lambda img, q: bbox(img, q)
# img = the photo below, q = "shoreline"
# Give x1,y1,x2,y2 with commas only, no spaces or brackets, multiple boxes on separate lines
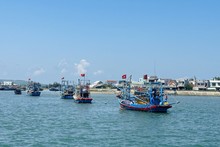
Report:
89,89,220,97
90,89,117,95
3,88,219,97
165,90,220,97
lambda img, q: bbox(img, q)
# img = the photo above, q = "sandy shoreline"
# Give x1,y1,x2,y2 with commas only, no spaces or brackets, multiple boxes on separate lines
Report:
90,89,118,94
165,90,220,96
89,89,220,97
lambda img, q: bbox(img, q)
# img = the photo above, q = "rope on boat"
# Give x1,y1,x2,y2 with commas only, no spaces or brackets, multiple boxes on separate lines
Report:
116,86,148,104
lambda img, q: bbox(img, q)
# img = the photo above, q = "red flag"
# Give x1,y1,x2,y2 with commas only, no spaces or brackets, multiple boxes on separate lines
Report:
122,74,126,79
143,74,148,80
81,74,85,77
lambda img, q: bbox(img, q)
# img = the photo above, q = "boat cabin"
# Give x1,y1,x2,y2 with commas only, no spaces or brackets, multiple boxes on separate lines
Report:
75,79,91,98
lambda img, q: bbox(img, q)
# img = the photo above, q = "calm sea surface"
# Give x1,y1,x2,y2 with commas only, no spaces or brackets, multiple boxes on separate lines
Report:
0,90,220,147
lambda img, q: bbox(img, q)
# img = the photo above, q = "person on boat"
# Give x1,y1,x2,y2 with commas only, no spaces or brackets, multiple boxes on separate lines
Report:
85,85,90,98
80,86,83,97
82,87,89,98
162,94,169,105
152,88,157,98
164,94,168,102
150,97,155,105
150,88,160,105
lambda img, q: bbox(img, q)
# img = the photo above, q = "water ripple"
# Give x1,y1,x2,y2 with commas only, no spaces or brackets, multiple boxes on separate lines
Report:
0,91,220,146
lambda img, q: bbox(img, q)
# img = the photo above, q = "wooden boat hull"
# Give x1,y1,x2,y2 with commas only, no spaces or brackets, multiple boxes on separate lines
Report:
150,105,172,113
74,97,93,103
119,100,172,113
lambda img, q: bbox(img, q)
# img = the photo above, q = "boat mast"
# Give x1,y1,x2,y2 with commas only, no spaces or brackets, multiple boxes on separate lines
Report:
128,75,132,99
160,83,163,102
83,75,86,86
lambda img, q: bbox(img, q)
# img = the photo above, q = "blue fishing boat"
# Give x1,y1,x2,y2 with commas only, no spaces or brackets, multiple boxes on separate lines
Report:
117,75,172,113
61,78,75,99
73,74,93,103
146,82,173,112
27,80,41,96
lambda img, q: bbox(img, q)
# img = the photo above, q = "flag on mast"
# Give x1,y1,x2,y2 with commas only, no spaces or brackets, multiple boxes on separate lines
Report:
81,74,85,77
143,74,148,80
122,74,126,79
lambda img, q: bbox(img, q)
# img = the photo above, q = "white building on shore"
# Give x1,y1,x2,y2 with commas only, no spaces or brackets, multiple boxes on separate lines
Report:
1,81,15,86
208,79,220,91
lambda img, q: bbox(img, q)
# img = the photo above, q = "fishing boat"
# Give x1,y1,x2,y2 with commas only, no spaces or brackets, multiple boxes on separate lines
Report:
27,80,41,96
73,74,93,103
14,88,22,95
117,75,172,113
146,82,172,112
61,78,75,99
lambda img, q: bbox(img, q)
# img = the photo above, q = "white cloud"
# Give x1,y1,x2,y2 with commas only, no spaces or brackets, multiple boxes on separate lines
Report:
58,59,68,68
75,59,90,75
58,59,68,74
61,68,67,74
94,70,103,75
33,68,45,76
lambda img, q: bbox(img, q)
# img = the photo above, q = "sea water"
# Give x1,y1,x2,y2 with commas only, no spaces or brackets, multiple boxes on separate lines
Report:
0,91,220,147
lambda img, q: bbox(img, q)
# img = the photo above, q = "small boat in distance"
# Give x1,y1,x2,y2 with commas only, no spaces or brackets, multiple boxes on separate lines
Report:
61,78,75,99
14,88,22,95
27,80,41,96
73,74,93,103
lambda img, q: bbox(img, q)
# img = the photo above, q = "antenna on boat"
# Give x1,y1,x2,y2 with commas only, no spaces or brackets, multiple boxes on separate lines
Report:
128,75,132,98
154,61,157,76
80,73,86,85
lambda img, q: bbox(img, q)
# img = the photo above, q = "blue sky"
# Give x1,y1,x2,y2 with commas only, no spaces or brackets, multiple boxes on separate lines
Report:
0,0,219,84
